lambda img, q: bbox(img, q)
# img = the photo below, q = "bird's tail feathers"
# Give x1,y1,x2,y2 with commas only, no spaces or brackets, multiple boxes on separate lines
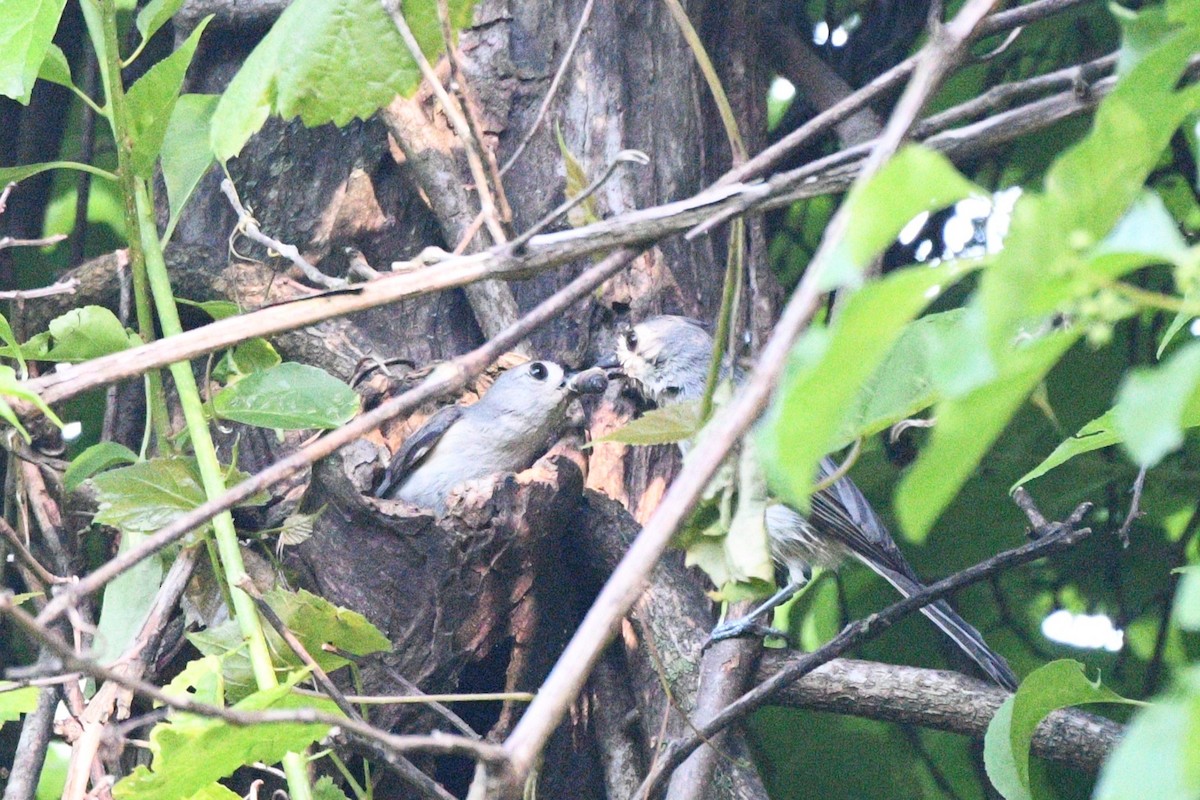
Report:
861,560,1019,691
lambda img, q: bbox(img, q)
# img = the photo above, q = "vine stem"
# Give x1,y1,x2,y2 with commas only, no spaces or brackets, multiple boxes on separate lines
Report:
89,2,312,797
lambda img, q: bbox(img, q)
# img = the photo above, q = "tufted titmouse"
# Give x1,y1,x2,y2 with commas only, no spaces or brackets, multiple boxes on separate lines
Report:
374,360,608,512
598,315,1017,690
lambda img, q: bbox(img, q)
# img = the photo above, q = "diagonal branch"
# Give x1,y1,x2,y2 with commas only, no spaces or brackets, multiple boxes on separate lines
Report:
496,3,1003,793
635,511,1093,799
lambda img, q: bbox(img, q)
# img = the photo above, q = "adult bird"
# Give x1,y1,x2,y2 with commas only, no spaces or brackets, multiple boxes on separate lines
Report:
375,360,608,512
598,315,1017,690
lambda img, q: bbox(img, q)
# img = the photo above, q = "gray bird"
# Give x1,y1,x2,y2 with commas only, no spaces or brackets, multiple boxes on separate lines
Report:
374,360,608,512
598,315,1018,690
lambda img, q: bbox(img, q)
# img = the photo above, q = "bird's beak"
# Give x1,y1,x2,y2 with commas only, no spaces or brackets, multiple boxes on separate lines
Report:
593,352,624,378
565,367,609,396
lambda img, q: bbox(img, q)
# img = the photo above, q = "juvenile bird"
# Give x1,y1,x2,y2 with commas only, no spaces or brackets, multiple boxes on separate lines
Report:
598,315,1018,690
374,360,608,512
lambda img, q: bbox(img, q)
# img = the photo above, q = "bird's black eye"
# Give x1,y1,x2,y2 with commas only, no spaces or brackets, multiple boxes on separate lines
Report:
529,362,548,380
623,330,638,351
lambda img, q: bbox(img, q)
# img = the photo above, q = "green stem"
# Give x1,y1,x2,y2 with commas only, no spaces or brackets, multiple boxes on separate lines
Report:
93,0,171,452
700,220,743,421
90,2,311,797
133,182,314,800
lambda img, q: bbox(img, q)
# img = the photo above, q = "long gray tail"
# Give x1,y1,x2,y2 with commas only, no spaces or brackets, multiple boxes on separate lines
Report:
861,560,1019,691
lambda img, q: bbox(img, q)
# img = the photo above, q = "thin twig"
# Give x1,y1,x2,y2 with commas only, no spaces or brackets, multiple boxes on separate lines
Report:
2,593,509,768
498,2,1003,790
0,516,63,587
237,579,456,800
220,179,346,289
34,247,644,626
0,234,68,251
382,0,507,246
0,181,16,213
507,149,650,250
1115,466,1147,548
499,0,596,175
636,512,1094,799
435,0,513,223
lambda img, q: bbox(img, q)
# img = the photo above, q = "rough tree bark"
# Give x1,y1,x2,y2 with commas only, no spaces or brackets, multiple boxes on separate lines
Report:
148,0,773,797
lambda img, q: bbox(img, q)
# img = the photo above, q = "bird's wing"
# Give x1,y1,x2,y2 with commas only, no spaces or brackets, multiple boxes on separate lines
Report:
373,404,465,498
810,456,920,582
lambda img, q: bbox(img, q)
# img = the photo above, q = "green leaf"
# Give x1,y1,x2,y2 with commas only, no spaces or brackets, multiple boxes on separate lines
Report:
135,0,185,45
0,365,64,441
0,160,116,185
555,123,599,227
92,457,265,534
0,312,29,378
830,310,966,448
0,683,40,725
1113,340,1200,467
0,0,68,104
94,533,164,664
313,776,352,800
984,660,1135,800
160,94,219,244
896,331,1081,539
176,298,240,321
760,258,976,514
211,363,359,430
211,338,280,383
189,589,389,700
1088,191,1189,278
1092,670,1200,800
1013,409,1122,488
590,401,700,446
163,656,225,707
823,145,979,290
112,680,338,800
126,18,211,178
64,442,139,493
210,0,476,161
16,306,135,362
1174,566,1200,631
36,43,72,90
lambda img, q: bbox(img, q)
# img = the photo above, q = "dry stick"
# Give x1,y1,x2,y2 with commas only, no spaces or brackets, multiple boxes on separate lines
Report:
497,0,1002,790
1,592,507,766
220,180,345,289
0,279,79,301
0,234,68,251
383,0,506,247
19,62,1123,414
1,678,58,800
636,504,1094,799
0,516,63,587
237,580,456,800
499,0,596,176
34,246,643,627
435,0,513,223
719,0,1096,186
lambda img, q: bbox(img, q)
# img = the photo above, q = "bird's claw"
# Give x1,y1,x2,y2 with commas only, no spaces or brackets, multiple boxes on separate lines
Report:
703,619,792,651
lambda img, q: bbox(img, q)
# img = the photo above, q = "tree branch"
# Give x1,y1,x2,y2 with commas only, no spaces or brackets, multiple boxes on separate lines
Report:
755,656,1121,773
497,3,1002,793
636,511,1094,799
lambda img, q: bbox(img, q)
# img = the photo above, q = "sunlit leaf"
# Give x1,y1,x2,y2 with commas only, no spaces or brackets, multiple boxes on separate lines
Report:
984,660,1135,800
210,0,475,161
94,532,164,664
161,94,219,244
0,0,68,104
1113,340,1200,467
0,683,40,725
126,18,211,177
590,401,700,447
135,0,185,46
112,680,338,800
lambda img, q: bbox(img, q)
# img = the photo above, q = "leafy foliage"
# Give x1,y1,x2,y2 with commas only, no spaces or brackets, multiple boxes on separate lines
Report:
210,362,360,430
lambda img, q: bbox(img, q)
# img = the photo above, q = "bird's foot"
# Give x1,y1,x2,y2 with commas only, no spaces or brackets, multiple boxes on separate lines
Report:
703,618,792,651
